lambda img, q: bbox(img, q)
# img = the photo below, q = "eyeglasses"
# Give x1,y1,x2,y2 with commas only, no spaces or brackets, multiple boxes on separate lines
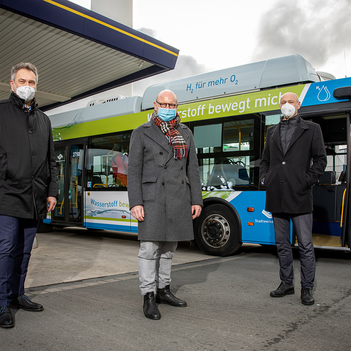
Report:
156,101,177,109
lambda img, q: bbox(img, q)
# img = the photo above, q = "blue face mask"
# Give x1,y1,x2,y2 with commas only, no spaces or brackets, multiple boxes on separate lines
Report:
158,107,177,121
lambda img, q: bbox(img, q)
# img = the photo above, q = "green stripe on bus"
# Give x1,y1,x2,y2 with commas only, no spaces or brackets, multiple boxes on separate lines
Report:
52,85,306,141
85,216,130,222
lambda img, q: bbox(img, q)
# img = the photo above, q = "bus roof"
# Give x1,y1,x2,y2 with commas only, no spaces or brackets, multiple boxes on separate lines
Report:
142,54,320,109
0,0,179,111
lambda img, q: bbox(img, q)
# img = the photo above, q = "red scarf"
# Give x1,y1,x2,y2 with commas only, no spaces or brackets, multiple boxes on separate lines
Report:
152,112,188,159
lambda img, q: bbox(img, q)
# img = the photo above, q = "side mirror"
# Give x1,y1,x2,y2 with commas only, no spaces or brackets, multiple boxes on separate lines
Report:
333,86,351,100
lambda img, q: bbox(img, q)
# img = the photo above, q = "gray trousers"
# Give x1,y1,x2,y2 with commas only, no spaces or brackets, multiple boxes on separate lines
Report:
272,212,315,289
138,241,178,296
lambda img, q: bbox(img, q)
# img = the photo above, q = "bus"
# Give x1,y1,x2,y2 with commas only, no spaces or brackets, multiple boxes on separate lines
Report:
44,54,351,256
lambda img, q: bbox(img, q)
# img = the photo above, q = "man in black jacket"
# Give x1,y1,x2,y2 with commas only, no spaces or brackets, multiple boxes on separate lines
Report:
0,63,58,328
259,92,326,306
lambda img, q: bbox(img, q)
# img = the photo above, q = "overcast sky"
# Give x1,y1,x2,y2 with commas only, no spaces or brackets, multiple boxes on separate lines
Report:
56,0,351,112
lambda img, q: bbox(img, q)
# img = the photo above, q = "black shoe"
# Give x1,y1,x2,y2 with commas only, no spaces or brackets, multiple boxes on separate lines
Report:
156,285,187,307
301,288,315,305
0,306,14,328
270,282,295,297
10,295,44,312
143,292,161,320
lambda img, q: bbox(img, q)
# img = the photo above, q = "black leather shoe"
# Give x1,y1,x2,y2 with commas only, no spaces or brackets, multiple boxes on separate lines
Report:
270,282,295,297
143,292,161,320
156,285,187,307
0,306,14,328
10,295,44,312
301,288,315,305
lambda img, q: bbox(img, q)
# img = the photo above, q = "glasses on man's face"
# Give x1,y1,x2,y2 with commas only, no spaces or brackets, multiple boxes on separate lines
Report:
156,101,177,109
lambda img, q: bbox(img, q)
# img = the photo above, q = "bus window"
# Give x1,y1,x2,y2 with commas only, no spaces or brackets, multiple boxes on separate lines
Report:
194,119,255,153
87,134,130,190
194,118,259,189
265,114,281,126
223,119,254,152
325,144,347,183
194,123,222,153
199,156,251,190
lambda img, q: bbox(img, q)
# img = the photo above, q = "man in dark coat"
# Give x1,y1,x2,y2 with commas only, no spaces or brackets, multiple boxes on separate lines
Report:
128,89,203,320
259,92,326,306
0,63,58,328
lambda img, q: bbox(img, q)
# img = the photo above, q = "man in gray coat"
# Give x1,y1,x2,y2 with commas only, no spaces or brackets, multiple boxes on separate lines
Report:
259,92,326,306
128,89,203,320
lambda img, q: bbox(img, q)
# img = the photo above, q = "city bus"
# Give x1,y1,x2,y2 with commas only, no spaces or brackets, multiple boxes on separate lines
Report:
43,54,351,256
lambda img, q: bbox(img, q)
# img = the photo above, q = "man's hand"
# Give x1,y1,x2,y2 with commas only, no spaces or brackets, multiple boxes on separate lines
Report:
131,205,145,222
191,205,202,219
47,196,57,213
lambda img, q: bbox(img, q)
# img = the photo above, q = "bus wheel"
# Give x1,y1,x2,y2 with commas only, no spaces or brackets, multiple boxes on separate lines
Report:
194,204,241,256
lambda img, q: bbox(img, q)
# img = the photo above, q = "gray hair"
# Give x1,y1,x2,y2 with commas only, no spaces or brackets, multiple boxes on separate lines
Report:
11,62,38,84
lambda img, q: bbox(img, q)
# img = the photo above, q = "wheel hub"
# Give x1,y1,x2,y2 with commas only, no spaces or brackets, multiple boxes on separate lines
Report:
201,214,230,248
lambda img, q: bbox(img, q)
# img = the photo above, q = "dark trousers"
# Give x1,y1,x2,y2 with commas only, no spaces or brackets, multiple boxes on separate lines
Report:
272,212,315,289
0,215,38,306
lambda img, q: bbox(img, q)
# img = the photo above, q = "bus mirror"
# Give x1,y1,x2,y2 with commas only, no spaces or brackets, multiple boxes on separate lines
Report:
333,87,351,100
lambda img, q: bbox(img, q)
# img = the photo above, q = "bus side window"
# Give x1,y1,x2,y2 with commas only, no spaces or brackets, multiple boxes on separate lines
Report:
87,133,131,190
199,157,251,190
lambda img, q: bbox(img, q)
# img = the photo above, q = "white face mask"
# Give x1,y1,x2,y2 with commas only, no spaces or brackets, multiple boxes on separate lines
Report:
281,103,296,118
13,83,36,102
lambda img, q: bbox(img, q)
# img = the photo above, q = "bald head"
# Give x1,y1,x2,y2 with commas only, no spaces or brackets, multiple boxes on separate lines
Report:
156,89,177,103
154,89,178,114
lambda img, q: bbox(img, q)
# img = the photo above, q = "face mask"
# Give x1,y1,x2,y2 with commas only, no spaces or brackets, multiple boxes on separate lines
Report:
13,83,36,102
158,107,177,122
281,103,296,118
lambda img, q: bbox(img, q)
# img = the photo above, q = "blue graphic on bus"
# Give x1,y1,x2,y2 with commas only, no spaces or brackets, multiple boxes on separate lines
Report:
302,77,351,107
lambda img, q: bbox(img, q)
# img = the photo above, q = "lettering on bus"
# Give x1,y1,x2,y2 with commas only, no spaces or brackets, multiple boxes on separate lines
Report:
90,198,129,209
146,90,293,122
186,74,238,93
254,93,282,108
208,99,251,114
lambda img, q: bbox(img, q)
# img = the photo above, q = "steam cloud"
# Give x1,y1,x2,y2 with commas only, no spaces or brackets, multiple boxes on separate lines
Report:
133,27,208,96
252,0,351,73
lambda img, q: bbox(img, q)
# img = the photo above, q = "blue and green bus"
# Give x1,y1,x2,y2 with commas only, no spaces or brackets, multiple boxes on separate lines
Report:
44,54,351,256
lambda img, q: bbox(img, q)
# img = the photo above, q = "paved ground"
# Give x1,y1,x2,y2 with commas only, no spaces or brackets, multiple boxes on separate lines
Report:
1,229,350,351
25,228,213,288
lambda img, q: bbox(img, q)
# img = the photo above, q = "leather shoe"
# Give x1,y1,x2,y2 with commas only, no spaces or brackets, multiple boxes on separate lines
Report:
301,288,315,305
10,295,44,312
0,306,14,328
270,282,295,297
143,292,161,320
156,285,187,307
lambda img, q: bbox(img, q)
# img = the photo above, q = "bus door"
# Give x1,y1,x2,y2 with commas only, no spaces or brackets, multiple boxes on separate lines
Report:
311,112,350,250
341,113,351,248
52,140,86,227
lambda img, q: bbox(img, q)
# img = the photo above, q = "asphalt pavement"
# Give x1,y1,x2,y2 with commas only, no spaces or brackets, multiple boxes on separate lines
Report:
1,229,350,351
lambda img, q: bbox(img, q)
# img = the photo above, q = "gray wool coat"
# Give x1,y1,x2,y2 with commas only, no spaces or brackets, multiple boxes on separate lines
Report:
128,119,203,242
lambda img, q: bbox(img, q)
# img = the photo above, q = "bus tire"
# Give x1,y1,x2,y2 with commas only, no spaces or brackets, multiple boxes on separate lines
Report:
36,220,54,233
194,204,241,256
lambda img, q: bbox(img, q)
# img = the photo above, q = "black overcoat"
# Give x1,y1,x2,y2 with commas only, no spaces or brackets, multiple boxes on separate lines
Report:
259,117,327,214
0,93,58,219
128,119,203,242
